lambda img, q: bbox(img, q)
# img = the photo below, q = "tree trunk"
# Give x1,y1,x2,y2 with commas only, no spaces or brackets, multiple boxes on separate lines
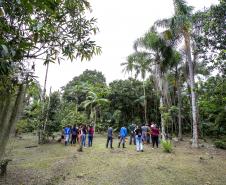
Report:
184,32,198,148
160,95,166,141
177,78,182,140
0,84,26,160
39,62,49,144
43,87,51,133
42,62,49,101
143,80,148,124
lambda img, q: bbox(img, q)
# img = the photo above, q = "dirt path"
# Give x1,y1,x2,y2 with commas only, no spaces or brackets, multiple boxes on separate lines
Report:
1,135,226,185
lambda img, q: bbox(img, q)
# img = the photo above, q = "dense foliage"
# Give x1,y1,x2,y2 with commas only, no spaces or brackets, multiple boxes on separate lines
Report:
0,0,225,154
0,0,100,158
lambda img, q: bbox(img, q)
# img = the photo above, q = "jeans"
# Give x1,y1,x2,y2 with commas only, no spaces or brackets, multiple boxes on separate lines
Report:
65,134,70,145
82,134,86,147
129,133,136,145
136,135,143,151
142,132,147,143
88,135,93,147
118,136,126,147
106,136,113,148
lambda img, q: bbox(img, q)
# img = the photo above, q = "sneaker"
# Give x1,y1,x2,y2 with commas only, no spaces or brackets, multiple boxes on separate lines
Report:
152,147,154,149
141,150,144,152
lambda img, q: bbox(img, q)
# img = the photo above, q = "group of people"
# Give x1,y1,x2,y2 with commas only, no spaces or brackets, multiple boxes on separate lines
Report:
62,125,94,147
61,122,160,152
106,122,160,152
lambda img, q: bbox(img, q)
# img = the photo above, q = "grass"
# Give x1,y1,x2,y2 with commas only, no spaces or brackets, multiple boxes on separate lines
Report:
1,134,226,185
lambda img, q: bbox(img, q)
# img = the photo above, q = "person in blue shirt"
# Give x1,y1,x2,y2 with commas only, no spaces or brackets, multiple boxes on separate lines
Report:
118,126,127,148
64,125,71,146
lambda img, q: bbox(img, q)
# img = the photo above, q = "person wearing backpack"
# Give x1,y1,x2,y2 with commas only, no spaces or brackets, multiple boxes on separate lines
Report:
118,126,127,148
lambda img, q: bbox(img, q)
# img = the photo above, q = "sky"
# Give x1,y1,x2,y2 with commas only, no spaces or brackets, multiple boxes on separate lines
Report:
34,0,219,92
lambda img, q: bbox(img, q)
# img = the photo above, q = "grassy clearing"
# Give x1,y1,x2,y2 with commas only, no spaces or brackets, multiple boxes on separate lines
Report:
1,134,226,185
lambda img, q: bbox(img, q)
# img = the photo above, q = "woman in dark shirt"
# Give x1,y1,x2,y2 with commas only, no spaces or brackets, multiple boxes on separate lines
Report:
135,126,143,152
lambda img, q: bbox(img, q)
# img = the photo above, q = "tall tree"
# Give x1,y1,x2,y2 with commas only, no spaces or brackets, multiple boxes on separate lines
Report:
155,0,199,147
132,29,176,140
0,0,101,158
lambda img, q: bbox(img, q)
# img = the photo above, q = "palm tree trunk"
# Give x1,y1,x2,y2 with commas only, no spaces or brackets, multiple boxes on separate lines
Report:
177,78,182,140
160,95,166,141
143,80,148,124
184,32,198,148
156,64,166,141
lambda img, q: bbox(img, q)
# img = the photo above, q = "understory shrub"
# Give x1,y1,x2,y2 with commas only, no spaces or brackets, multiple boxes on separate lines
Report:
161,140,173,153
214,140,226,150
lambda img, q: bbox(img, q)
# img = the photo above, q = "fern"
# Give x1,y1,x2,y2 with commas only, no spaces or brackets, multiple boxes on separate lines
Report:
161,140,173,153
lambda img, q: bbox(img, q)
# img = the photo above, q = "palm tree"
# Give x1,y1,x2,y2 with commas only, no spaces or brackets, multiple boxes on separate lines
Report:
132,29,176,140
81,91,109,132
122,52,151,124
155,0,198,147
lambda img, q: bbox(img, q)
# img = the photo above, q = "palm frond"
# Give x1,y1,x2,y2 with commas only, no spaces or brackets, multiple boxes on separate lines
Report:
173,0,194,16
154,18,172,29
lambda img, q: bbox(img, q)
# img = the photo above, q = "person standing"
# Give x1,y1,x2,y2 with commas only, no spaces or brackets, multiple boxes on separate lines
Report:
129,123,136,145
77,126,82,145
81,125,87,147
135,125,143,152
88,125,94,147
71,125,77,145
118,126,127,148
151,124,160,149
106,126,113,149
64,125,71,146
146,124,151,144
141,124,148,144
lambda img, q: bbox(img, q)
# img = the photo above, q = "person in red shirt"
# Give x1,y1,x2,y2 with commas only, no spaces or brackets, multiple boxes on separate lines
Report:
151,124,160,149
